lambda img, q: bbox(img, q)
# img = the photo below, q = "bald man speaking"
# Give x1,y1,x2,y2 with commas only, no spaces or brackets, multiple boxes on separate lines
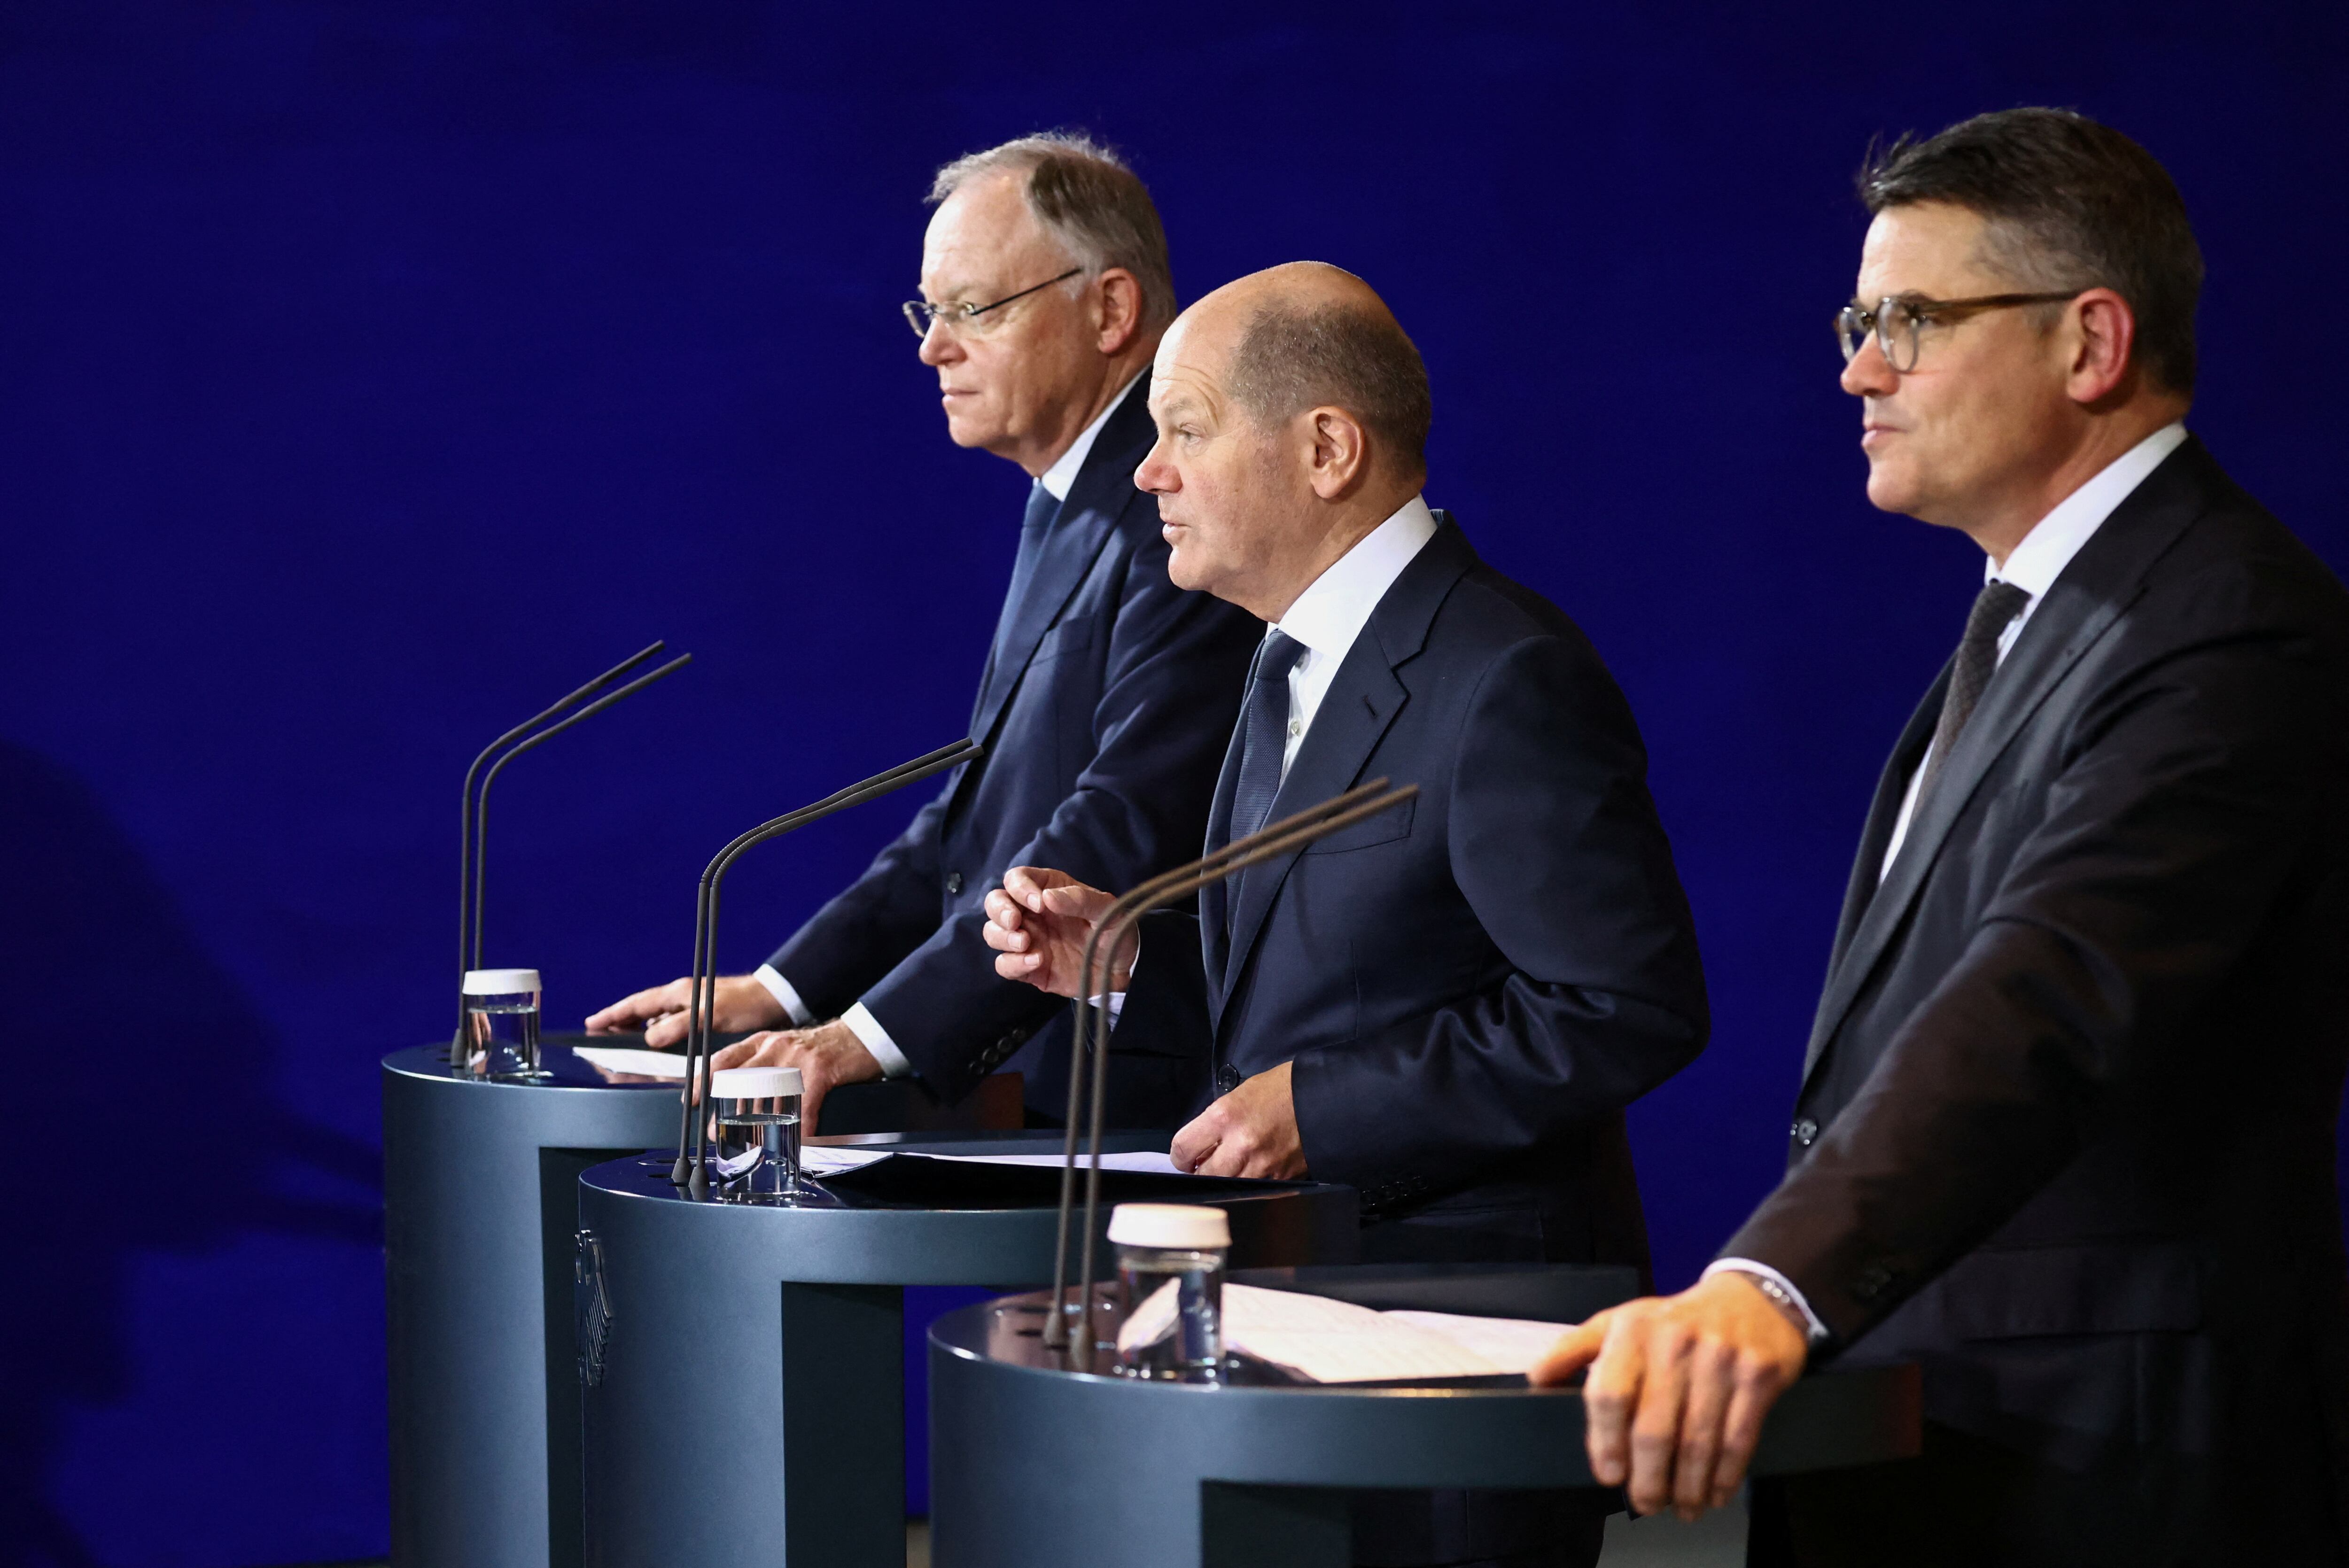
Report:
985,264,1709,1568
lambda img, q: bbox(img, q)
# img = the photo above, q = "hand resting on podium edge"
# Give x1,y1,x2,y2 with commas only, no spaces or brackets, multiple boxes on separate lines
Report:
1527,1270,1808,1522
984,863,1305,1181
701,1019,883,1129
584,973,785,1049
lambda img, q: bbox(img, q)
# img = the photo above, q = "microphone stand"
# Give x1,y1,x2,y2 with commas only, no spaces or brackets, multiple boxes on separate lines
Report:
452,642,693,1064
669,738,985,1195
1039,779,1419,1363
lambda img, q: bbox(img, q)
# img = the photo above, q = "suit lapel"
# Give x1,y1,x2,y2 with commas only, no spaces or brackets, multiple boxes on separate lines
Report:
967,374,1153,744
1212,519,1472,1035
1799,440,2218,1086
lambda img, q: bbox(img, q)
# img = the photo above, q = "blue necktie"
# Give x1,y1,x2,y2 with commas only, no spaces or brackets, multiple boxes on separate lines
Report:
1223,630,1308,848
977,481,1060,707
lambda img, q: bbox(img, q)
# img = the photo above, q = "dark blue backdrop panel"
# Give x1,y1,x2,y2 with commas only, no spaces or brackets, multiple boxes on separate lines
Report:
1,3,2342,1562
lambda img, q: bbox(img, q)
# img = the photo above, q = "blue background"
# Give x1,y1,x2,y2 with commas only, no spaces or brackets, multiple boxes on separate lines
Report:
3,3,2343,1562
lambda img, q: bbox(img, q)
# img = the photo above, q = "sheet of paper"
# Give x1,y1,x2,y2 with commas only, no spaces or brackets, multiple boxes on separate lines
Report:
570,1045,687,1079
918,1150,1184,1174
1379,1311,1572,1375
1221,1283,1507,1383
800,1147,897,1176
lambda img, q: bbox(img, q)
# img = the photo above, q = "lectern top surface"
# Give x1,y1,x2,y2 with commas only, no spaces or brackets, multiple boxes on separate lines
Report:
381,1035,724,1091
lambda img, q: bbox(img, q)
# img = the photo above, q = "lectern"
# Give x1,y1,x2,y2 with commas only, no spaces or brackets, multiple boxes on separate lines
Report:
382,1039,1019,1568
576,1150,1361,1568
928,1263,1923,1568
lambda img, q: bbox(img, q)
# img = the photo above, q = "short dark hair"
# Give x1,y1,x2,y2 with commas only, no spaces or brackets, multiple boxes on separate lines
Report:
929,132,1177,332
1859,108,2203,394
1227,299,1433,472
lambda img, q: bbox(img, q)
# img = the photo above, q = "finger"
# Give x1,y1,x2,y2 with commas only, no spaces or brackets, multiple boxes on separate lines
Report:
708,1037,761,1073
1671,1337,1735,1520
1001,865,1047,910
995,952,1044,981
643,1010,688,1049
980,918,1020,954
1039,881,1104,917
1167,1113,1217,1173
801,1077,828,1134
1625,1320,1692,1517
1529,1315,1610,1387
1580,1313,1649,1490
983,888,1023,931
585,981,671,1031
1711,1353,1792,1510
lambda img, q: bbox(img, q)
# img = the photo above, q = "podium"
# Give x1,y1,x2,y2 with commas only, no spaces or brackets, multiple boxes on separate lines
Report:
928,1264,1923,1568
382,1040,1019,1568
576,1150,1361,1568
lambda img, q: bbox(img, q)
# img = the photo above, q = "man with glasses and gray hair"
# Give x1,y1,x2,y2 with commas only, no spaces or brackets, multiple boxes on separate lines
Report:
590,133,1257,1128
1534,108,2349,1565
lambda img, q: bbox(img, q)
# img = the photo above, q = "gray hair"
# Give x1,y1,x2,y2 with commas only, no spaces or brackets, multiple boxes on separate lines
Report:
928,132,1176,331
1227,295,1433,474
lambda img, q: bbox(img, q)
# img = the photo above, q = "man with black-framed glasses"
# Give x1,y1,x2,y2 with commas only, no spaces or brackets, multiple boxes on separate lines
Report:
590,133,1257,1130
1535,108,2349,1564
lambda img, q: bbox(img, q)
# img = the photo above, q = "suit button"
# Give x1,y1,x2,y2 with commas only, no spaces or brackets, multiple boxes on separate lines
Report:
1851,1264,1895,1301
1216,1066,1241,1094
1791,1118,1819,1147
946,871,964,896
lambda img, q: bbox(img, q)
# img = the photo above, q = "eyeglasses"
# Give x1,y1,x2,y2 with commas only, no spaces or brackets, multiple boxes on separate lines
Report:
902,267,1085,339
1835,291,2082,373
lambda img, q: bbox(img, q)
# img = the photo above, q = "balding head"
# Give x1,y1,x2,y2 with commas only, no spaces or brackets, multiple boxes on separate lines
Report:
1138,264,1434,621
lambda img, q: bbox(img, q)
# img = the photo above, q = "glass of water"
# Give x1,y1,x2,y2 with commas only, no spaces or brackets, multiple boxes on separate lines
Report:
711,1066,802,1202
1110,1203,1229,1382
461,968,544,1080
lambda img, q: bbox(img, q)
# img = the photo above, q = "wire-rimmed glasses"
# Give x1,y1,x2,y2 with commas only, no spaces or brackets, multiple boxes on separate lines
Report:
903,266,1085,339
1836,291,2083,372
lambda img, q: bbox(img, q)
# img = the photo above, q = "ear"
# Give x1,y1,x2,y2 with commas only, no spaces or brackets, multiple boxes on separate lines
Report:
1301,405,1370,500
2065,287,2137,406
1091,268,1145,357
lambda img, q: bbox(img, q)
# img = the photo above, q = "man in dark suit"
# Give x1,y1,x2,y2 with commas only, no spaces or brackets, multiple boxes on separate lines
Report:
1535,109,2349,1566
986,261,1711,1568
589,134,1257,1126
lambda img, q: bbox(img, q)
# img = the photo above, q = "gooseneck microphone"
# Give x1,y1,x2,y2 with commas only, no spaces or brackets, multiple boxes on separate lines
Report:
451,642,694,1064
1039,778,1419,1363
668,738,985,1194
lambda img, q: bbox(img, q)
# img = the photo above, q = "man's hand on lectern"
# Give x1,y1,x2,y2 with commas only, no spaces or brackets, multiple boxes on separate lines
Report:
1527,1272,1808,1521
982,866,1136,998
707,1020,882,1130
585,974,786,1049
1170,1063,1305,1179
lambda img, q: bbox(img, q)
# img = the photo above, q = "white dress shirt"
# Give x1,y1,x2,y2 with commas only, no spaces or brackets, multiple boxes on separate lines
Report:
751,374,1147,1077
1708,421,2189,1339
1268,495,1441,779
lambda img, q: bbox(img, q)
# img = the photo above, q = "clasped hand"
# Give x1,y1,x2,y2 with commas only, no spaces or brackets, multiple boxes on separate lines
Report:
983,866,1306,1180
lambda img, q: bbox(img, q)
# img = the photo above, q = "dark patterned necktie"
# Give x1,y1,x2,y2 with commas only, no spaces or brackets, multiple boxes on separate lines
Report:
1223,630,1309,849
1915,579,2032,806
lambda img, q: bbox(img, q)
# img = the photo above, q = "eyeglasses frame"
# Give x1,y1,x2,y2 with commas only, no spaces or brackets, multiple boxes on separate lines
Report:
903,266,1087,339
1836,290,2084,372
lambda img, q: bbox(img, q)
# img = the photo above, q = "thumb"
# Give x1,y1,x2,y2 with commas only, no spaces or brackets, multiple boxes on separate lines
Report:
1528,1313,1613,1386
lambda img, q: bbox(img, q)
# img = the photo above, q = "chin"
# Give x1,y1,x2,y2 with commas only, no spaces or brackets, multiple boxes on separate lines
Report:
1863,462,1923,517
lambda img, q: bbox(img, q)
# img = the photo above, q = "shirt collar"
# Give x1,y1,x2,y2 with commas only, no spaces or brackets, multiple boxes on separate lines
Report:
1991,422,2188,598
1038,373,1145,502
1275,495,1441,659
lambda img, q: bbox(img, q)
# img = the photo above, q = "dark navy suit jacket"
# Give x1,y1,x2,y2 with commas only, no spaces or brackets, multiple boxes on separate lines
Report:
1118,517,1709,1266
766,376,1259,1118
1728,441,2349,1563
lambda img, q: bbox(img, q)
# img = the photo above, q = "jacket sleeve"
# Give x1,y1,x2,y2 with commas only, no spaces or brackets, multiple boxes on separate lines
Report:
763,789,954,1019
1289,632,1711,1197
856,528,1256,1101
1721,576,2340,1344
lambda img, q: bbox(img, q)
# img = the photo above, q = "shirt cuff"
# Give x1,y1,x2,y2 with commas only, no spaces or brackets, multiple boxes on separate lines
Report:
840,1001,912,1079
1704,1258,1829,1343
1090,993,1127,1028
751,964,815,1027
